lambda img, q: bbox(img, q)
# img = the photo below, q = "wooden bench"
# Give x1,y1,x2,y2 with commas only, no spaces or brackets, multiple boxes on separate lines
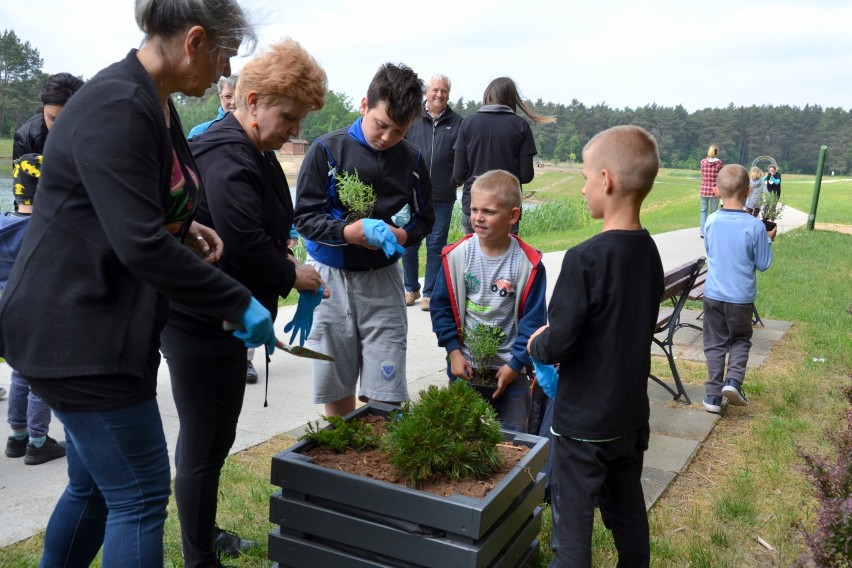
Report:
650,257,707,404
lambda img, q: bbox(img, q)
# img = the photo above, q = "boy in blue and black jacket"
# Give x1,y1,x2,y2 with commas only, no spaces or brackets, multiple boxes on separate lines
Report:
294,63,434,418
430,170,547,433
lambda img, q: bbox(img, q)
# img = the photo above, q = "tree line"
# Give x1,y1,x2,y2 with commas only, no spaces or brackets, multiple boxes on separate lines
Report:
3,28,850,173
173,90,852,175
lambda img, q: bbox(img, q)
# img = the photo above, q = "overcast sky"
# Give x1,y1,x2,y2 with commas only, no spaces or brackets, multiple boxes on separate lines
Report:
3,0,851,112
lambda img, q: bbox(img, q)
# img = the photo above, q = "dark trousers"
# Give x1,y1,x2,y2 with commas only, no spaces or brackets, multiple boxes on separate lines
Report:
160,323,247,568
550,425,650,568
702,298,754,396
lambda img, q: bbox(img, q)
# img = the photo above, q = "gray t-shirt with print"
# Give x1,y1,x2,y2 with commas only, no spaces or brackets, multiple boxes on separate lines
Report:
461,235,521,370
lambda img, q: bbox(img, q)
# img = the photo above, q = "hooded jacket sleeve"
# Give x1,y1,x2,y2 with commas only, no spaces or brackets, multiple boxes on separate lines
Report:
529,249,589,365
195,143,297,308
510,262,547,372
430,264,462,354
293,139,347,245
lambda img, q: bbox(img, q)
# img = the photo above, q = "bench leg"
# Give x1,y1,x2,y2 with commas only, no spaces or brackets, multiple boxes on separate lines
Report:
651,338,692,405
752,305,764,327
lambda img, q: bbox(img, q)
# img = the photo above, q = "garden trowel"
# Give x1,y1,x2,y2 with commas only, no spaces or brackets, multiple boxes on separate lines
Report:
222,322,334,361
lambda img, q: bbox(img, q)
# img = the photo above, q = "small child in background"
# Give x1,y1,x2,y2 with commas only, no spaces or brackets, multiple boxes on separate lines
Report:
430,170,547,433
2,154,66,465
745,166,765,217
701,164,776,414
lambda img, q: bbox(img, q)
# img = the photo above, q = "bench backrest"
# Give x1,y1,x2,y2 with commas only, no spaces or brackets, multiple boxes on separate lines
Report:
661,257,706,303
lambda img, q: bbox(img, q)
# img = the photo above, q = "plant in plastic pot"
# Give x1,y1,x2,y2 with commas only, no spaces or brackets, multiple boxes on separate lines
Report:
759,191,785,232
464,322,507,397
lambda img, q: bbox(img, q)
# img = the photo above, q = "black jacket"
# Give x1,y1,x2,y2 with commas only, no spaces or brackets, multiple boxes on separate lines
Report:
529,230,664,440
453,105,537,215
13,113,48,159
180,112,297,322
404,105,463,202
0,50,249,379
295,118,434,271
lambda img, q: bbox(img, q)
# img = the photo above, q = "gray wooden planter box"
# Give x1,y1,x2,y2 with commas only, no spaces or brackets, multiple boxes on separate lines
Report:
269,402,550,568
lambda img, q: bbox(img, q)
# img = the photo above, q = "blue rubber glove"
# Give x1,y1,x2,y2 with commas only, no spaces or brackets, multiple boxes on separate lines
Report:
283,285,324,346
533,358,558,398
390,204,410,227
232,297,277,353
289,225,299,239
362,218,404,258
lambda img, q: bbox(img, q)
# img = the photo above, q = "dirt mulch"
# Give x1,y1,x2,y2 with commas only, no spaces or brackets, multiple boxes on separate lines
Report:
304,414,530,499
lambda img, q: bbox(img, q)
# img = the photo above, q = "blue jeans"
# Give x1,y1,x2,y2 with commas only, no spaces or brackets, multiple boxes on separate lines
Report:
699,196,719,236
42,398,171,567
402,200,454,297
7,369,52,438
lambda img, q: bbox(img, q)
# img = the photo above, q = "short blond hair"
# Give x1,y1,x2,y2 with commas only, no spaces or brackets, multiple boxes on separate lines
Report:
750,166,763,180
236,38,327,111
716,164,750,199
583,125,659,199
707,144,719,158
471,170,522,210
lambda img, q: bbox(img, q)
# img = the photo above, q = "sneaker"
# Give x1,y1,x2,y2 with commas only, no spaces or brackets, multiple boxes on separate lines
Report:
213,526,259,558
405,290,421,306
24,437,66,465
702,395,723,414
246,361,258,384
5,435,29,458
420,297,430,312
722,379,749,406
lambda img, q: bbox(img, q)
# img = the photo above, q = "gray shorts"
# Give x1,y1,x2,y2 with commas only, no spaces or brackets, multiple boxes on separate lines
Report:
307,261,409,405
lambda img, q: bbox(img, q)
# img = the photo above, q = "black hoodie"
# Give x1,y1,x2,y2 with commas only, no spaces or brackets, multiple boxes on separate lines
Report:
177,112,297,325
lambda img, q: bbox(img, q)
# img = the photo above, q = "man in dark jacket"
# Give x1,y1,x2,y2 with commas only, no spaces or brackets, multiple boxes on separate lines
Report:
401,74,463,311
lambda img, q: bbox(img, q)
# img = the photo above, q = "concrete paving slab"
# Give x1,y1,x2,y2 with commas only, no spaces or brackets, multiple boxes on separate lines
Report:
645,434,702,474
651,309,793,370
642,467,677,510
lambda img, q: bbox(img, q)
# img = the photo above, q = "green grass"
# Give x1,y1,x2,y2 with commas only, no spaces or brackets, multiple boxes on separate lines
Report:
0,138,12,160
1,166,850,567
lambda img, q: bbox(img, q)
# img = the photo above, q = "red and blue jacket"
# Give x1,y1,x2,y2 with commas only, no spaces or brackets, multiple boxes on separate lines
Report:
430,233,547,374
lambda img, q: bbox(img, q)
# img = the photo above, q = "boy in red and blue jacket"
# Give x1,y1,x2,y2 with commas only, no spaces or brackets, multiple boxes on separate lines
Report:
430,169,547,432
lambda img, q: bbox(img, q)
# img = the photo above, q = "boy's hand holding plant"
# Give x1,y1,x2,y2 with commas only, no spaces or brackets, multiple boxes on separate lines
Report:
449,349,473,380
493,364,518,399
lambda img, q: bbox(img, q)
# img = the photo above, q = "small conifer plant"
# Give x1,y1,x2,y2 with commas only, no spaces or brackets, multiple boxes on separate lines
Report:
333,166,377,221
382,380,504,488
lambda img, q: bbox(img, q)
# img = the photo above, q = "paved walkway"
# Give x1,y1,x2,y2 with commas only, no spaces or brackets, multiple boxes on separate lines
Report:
0,207,808,547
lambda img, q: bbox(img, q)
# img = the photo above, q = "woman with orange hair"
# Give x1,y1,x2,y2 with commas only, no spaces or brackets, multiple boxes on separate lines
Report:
159,38,329,566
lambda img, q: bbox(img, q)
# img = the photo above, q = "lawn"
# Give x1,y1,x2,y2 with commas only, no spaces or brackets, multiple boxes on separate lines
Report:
0,162,850,567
